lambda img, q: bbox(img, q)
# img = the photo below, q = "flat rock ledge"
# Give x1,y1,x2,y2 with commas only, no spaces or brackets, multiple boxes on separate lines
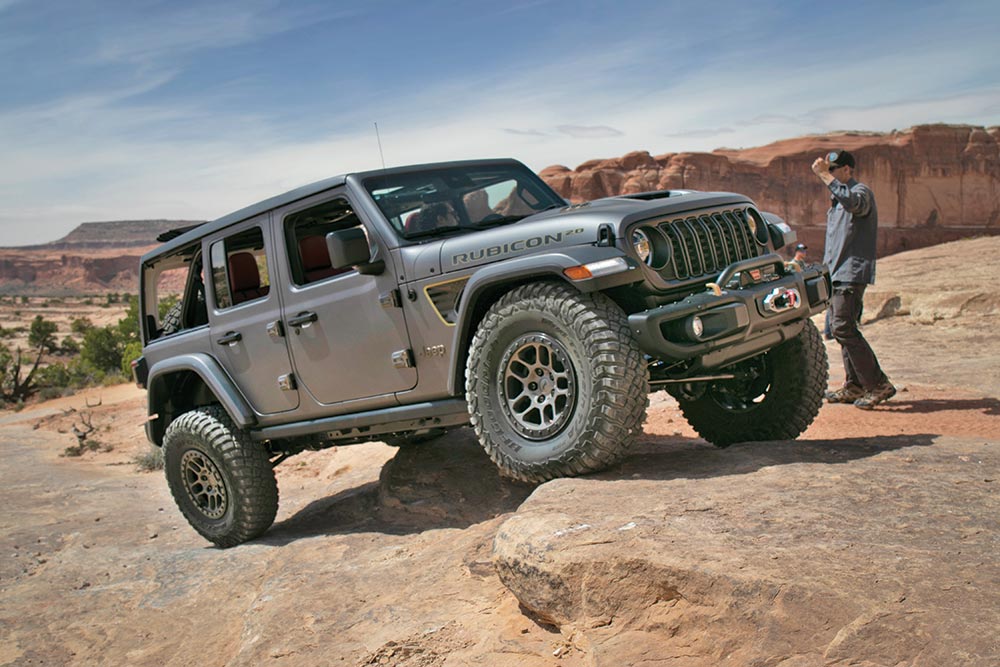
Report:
493,436,999,666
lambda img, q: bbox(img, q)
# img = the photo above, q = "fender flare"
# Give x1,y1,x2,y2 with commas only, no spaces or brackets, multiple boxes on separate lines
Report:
146,353,257,443
445,247,639,395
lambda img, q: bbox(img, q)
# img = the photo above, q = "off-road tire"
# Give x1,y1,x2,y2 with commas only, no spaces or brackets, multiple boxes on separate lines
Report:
163,406,278,548
466,281,648,482
160,301,183,336
675,319,828,447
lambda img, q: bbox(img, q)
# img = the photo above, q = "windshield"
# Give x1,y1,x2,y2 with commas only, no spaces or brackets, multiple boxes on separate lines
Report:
363,164,565,239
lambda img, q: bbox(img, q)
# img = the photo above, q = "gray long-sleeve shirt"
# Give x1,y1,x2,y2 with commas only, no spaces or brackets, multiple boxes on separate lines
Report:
823,177,878,284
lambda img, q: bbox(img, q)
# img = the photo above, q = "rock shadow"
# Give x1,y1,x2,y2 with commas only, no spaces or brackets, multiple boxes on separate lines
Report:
260,429,941,546
609,432,939,482
261,427,536,546
880,397,1000,416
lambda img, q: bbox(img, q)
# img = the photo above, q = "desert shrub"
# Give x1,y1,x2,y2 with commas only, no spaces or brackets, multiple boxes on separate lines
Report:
70,317,95,335
60,337,80,355
134,446,164,472
35,362,72,389
38,387,64,401
80,326,122,374
121,340,144,376
28,316,58,352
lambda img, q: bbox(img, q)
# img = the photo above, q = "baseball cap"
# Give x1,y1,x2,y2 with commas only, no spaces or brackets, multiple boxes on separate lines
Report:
827,150,855,168
795,243,808,251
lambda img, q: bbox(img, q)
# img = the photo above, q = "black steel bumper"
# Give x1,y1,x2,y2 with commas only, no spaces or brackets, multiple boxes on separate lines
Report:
629,254,830,370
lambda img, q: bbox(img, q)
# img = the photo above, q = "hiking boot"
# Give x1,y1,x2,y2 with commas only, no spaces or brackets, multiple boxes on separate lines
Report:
854,380,897,410
825,383,864,403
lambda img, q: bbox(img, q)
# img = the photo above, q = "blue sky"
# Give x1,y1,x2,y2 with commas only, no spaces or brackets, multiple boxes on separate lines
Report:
1,0,998,246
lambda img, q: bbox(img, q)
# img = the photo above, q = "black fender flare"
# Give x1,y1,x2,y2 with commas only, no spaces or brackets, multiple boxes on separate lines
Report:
146,353,257,444
445,247,640,395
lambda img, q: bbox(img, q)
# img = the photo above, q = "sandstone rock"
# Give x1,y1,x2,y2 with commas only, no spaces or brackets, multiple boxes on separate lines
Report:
541,124,1000,258
492,435,1000,666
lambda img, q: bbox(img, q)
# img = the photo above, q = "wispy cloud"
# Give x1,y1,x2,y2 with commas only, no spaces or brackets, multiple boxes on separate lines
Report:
1,1,998,245
557,125,624,139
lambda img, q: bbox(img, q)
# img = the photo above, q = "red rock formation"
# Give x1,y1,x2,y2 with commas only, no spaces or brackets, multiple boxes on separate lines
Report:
540,124,1000,257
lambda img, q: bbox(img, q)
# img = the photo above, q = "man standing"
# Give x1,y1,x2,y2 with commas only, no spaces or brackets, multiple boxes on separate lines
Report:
811,149,895,409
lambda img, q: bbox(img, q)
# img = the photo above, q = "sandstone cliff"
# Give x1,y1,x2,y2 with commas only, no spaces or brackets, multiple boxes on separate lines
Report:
540,124,1000,256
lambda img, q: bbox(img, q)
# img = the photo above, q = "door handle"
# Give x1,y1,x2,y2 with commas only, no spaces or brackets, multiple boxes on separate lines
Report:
217,331,242,346
288,311,318,328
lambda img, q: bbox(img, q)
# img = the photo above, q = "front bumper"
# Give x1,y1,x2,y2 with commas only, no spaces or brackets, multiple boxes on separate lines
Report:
629,254,830,371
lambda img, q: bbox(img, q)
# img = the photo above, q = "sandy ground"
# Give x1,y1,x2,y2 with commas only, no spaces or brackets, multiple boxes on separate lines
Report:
1,238,999,665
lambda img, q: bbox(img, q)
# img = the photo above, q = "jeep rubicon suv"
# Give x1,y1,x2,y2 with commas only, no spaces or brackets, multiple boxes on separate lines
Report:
134,159,830,547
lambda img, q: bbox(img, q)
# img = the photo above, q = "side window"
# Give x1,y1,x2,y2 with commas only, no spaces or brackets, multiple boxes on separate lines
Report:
209,227,271,309
143,245,206,341
284,197,367,285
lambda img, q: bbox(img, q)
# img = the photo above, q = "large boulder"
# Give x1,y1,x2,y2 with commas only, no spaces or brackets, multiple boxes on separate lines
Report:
493,435,1000,665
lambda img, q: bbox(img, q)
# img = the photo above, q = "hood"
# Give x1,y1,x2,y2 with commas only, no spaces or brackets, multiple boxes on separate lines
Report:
400,190,753,279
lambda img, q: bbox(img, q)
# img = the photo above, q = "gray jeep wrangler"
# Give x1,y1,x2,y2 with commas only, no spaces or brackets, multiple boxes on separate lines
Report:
134,159,830,547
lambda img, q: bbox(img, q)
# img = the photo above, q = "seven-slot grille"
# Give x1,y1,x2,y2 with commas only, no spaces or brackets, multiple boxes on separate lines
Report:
658,208,762,279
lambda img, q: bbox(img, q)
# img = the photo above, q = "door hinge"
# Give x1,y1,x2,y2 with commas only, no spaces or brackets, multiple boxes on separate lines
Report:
277,373,297,391
380,289,401,309
391,349,414,369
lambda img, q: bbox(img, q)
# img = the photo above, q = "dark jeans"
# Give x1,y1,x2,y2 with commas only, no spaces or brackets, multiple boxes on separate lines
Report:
830,282,886,390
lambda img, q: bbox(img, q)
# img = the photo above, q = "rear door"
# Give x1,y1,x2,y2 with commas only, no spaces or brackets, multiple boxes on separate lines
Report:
205,217,300,415
275,190,417,405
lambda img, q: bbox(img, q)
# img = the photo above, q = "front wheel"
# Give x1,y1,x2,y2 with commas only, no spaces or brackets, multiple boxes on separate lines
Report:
466,282,648,482
674,319,828,447
163,406,278,547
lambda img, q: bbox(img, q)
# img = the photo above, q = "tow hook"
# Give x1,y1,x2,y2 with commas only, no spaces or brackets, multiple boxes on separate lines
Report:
763,286,801,313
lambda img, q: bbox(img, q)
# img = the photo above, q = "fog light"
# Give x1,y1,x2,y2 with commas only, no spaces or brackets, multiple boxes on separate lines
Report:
690,315,704,339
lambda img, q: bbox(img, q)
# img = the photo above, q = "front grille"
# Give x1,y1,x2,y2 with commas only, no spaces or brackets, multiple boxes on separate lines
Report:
659,208,762,280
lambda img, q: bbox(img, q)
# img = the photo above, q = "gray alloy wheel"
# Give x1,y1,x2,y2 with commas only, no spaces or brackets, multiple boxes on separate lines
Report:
466,281,648,483
163,406,278,548
499,333,577,440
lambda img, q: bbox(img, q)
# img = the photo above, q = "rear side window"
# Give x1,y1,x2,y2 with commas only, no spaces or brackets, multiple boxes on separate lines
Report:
209,227,270,309
142,245,207,341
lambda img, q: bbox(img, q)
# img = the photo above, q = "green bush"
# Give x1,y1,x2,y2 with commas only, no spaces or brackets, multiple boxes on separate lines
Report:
80,326,122,374
121,340,144,376
70,317,95,335
29,316,58,352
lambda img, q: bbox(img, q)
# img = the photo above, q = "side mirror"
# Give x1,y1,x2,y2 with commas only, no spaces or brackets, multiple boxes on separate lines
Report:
326,227,385,275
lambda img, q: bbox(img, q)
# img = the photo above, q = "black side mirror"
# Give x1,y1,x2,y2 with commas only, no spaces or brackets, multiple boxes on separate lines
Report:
326,227,384,275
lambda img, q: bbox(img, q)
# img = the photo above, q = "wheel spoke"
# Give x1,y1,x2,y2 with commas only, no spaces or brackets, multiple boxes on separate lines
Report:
180,450,228,519
498,333,577,440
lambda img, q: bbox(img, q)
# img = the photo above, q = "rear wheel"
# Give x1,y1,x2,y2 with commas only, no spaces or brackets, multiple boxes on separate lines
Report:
466,282,648,482
163,406,278,547
674,319,828,447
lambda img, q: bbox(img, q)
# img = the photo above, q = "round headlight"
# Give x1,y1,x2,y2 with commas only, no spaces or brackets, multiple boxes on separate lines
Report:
632,229,652,264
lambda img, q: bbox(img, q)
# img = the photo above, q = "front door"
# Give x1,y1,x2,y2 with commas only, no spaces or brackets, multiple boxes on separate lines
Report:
275,192,417,405
206,219,300,415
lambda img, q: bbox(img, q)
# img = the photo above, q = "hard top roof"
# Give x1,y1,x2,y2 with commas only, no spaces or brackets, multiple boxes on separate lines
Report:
142,158,524,262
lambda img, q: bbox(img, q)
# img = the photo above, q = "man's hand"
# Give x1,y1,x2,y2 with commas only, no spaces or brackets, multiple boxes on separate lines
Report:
812,156,835,185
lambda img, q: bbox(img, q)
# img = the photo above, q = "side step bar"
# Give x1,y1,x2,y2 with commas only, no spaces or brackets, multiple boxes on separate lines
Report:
251,398,470,442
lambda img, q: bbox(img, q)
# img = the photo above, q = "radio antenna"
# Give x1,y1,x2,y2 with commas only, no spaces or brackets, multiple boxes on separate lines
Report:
374,122,387,171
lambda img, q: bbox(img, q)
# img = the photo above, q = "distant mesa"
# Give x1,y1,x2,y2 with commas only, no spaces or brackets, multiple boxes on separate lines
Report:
0,220,204,296
5,219,205,251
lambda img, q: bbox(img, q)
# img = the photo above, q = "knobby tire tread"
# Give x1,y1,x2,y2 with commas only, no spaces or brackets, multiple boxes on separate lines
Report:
164,406,278,548
466,282,648,482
